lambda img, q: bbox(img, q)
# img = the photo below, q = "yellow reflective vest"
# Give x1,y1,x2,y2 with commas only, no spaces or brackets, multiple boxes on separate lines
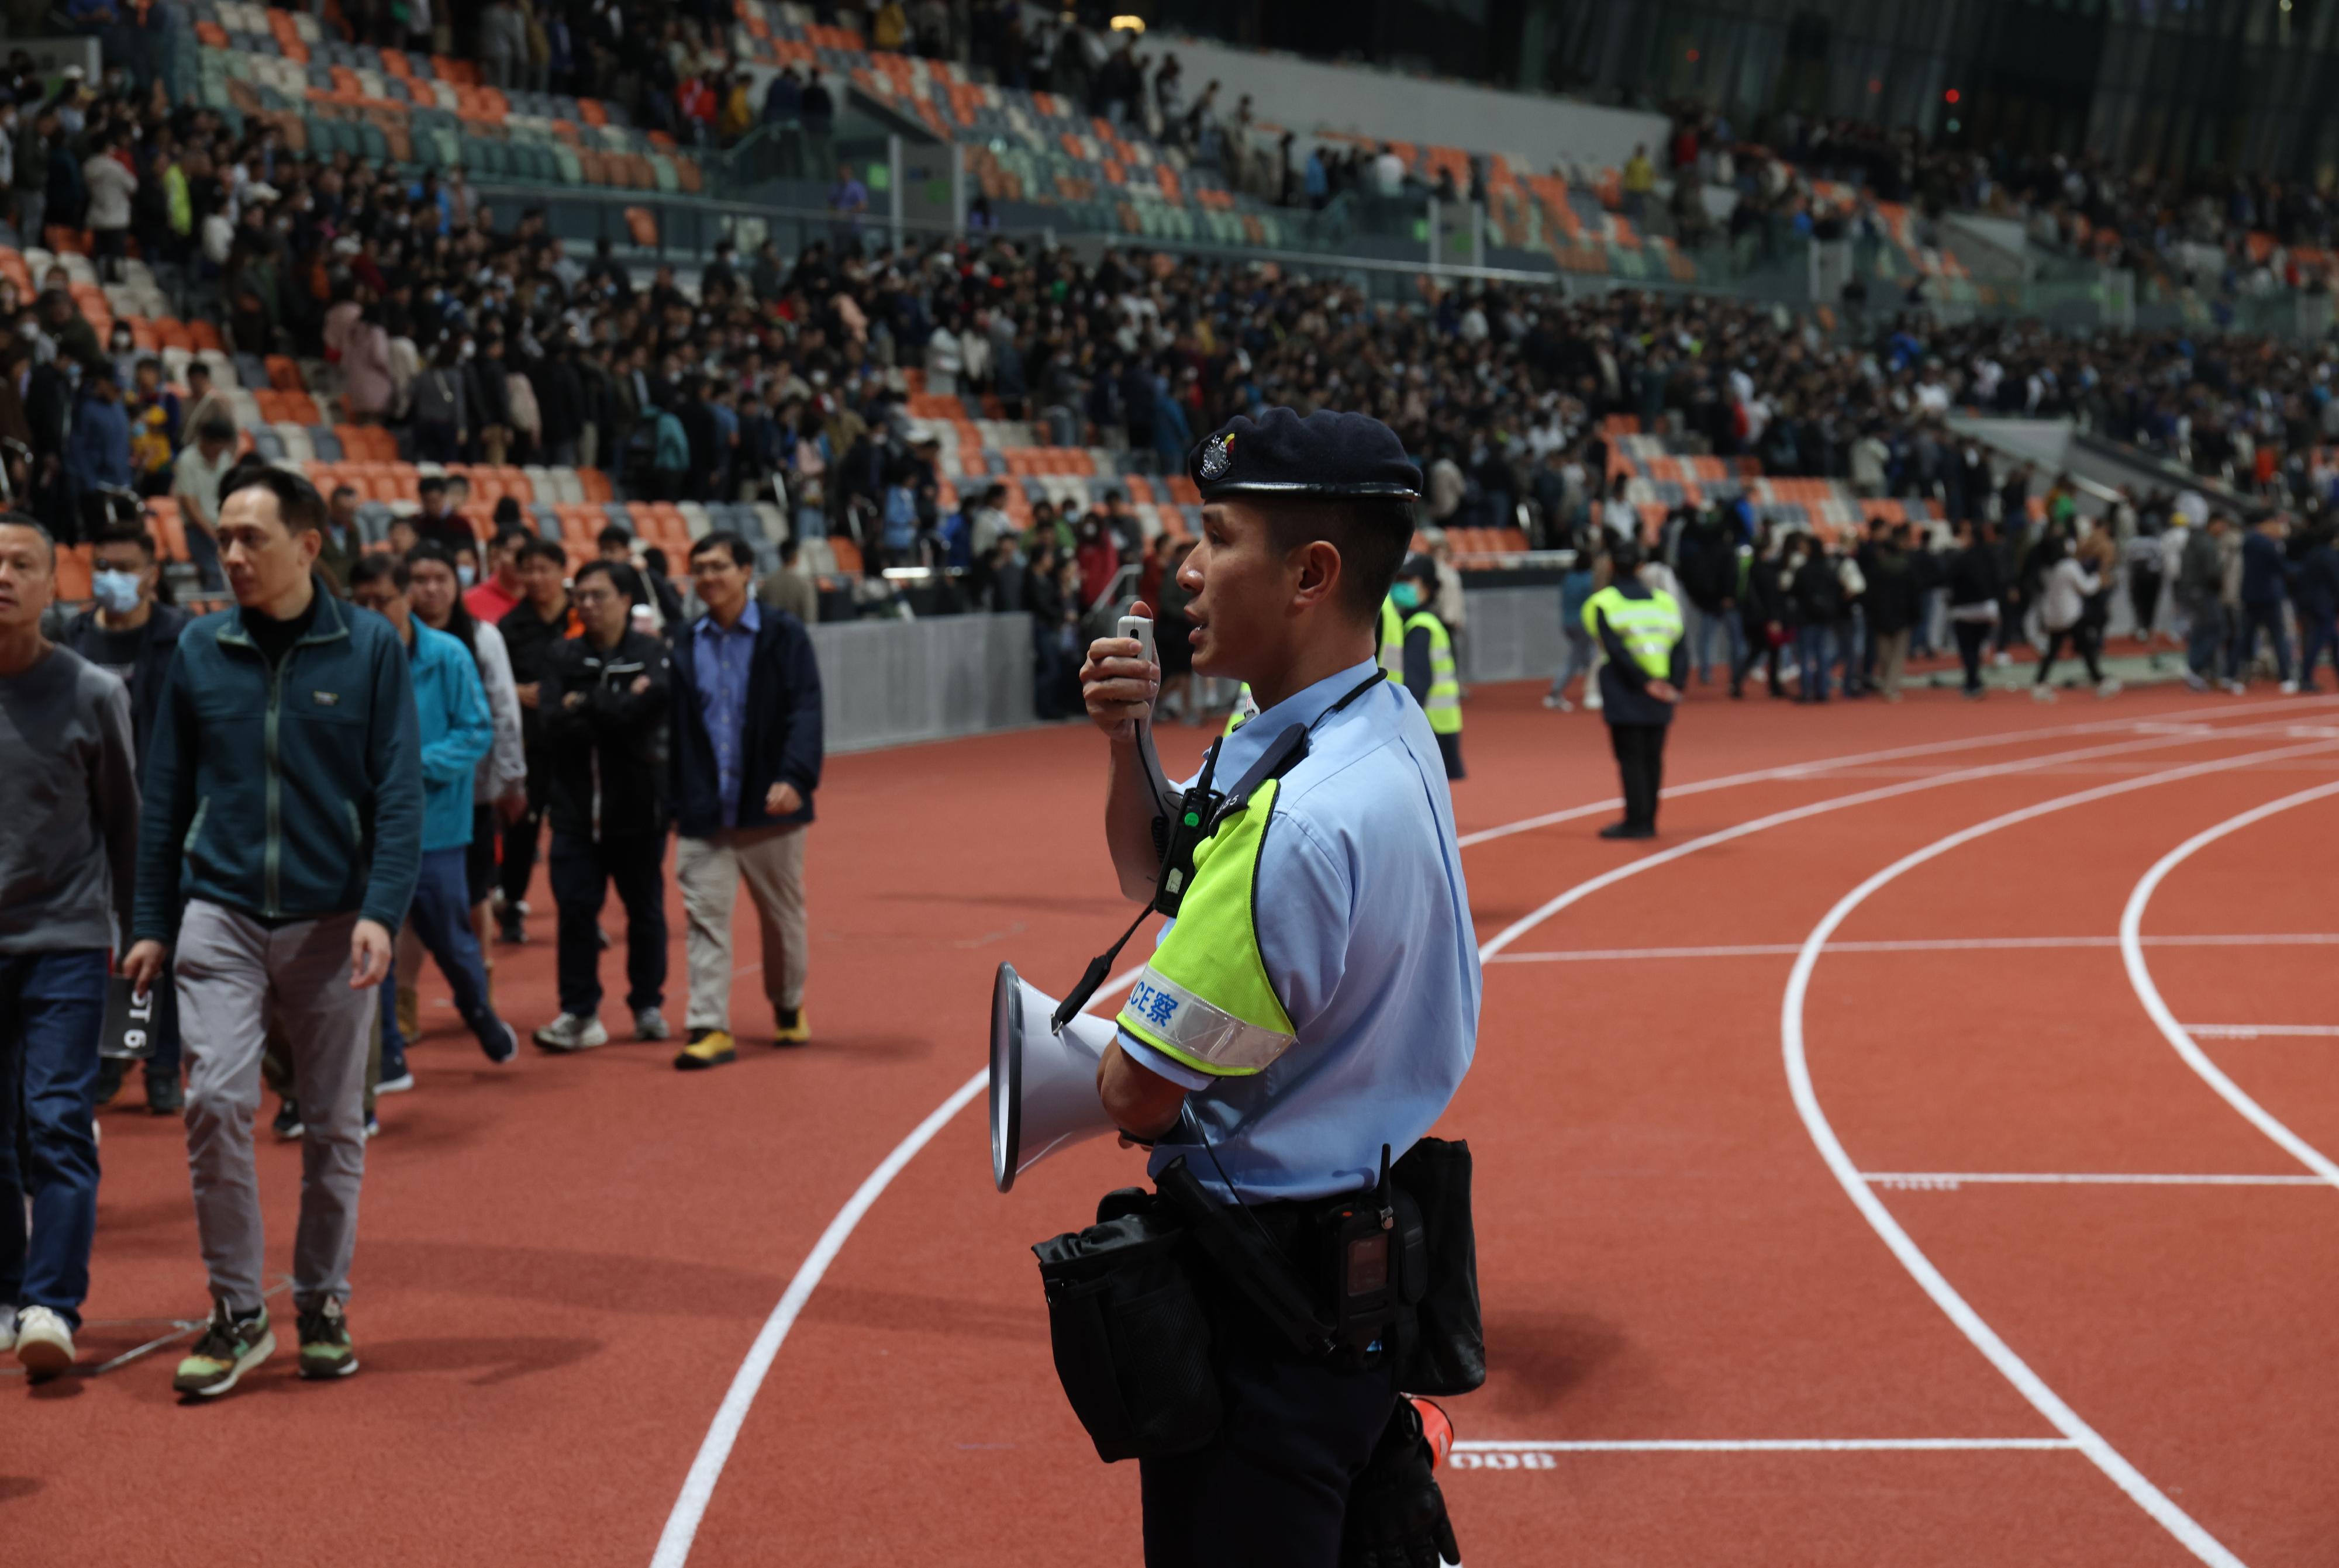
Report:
1403,611,1461,734
1582,585,1683,678
1117,778,1296,1077
1378,596,1405,681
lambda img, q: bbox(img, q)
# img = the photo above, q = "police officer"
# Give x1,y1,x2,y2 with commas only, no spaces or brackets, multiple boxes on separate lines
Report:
1393,554,1463,780
1079,407,1478,1568
1584,535,1686,840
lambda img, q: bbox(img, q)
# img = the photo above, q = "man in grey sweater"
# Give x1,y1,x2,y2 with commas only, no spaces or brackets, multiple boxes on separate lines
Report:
0,514,142,1381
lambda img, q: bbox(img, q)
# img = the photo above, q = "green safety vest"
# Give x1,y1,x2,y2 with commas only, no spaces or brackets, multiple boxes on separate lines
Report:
1378,596,1405,681
1117,779,1296,1078
1405,611,1461,734
1582,585,1683,678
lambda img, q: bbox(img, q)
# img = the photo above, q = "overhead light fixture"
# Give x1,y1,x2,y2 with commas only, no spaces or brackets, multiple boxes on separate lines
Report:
1111,14,1146,32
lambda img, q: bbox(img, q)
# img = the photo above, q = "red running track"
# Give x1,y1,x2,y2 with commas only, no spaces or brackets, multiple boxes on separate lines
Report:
10,679,2339,1568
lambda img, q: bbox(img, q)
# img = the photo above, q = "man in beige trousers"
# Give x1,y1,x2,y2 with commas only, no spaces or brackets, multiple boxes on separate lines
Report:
668,532,824,1069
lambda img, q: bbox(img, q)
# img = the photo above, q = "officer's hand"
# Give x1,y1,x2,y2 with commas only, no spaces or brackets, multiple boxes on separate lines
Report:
1648,678,1681,703
1340,1400,1461,1568
1081,602,1160,744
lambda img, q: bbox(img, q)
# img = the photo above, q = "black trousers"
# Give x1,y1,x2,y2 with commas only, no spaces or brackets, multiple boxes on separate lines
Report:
1954,619,1992,693
1140,1346,1398,1567
498,748,548,910
547,829,669,1017
1609,721,1668,830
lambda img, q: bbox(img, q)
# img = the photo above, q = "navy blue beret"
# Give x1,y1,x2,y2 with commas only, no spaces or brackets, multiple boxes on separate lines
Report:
1188,407,1422,502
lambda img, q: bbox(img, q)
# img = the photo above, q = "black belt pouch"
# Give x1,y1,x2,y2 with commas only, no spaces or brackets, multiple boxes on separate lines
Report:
1392,1137,1485,1396
1032,1189,1223,1463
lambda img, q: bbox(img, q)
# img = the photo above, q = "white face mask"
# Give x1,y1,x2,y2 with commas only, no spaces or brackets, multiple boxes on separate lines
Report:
457,564,477,588
92,568,143,614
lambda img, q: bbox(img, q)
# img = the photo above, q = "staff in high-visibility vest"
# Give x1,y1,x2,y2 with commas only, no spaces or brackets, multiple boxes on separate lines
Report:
1393,554,1464,779
1378,592,1406,681
1582,537,1685,839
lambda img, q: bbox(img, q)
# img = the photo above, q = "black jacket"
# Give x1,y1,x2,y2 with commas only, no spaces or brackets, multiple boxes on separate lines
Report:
670,607,824,838
499,596,579,749
1862,545,1921,634
59,600,188,762
539,628,674,840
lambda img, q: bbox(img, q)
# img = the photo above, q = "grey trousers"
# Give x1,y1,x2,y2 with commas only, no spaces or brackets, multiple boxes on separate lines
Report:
676,825,808,1034
175,900,375,1315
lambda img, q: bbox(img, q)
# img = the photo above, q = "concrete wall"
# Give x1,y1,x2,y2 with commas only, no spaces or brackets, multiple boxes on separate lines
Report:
1154,34,1669,172
812,613,1034,753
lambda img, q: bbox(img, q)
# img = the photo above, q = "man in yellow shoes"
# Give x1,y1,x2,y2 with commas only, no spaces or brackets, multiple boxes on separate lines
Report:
668,533,825,1068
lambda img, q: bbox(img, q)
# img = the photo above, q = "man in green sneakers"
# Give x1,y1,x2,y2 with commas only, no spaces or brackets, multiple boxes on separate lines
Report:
124,466,423,1398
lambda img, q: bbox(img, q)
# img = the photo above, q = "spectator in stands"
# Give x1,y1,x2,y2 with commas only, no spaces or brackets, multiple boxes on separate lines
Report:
1074,510,1119,611
66,365,130,543
413,476,472,557
398,543,527,1032
760,536,818,624
496,537,578,944
124,465,422,1397
171,414,237,592
82,128,134,280
670,532,823,1069
0,514,140,1380
534,558,674,1052
346,552,512,1087
61,521,191,1110
13,105,51,247
468,525,531,625
316,485,363,596
412,343,468,463
2231,513,2297,693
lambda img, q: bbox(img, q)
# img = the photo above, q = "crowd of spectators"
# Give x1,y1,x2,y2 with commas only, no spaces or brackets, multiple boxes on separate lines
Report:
1665,99,2339,297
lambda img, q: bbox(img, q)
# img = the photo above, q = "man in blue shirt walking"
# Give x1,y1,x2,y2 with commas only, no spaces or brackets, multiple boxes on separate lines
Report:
669,532,823,1069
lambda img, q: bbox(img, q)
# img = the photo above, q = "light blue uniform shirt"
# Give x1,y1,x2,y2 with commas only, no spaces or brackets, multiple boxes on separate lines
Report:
1120,657,1481,1202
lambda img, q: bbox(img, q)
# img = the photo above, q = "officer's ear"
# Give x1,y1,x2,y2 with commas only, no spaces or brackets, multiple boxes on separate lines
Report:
1285,537,1344,616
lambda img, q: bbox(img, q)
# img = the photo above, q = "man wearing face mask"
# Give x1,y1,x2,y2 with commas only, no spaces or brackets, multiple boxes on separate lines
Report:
1391,553,1464,780
58,523,187,1115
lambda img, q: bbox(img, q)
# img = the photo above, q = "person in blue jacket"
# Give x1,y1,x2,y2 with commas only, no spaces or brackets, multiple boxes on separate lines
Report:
346,552,508,1096
2230,512,2296,692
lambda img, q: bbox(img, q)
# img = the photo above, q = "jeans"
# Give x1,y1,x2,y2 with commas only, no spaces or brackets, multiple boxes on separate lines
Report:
2230,602,2292,682
1548,626,1593,698
185,518,226,592
1835,614,1863,693
548,830,669,1017
0,949,107,1326
1795,623,1831,700
381,847,503,1069
1689,603,1744,685
2186,603,2227,678
1033,622,1065,719
2301,612,2339,689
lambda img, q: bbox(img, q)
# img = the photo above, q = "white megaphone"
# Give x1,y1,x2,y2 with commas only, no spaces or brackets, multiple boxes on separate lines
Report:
991,961,1123,1192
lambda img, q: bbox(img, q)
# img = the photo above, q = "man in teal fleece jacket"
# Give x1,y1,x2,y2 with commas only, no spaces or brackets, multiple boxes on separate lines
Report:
123,465,423,1398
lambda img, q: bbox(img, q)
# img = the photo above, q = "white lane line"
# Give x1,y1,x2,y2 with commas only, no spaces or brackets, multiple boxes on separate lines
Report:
650,701,2325,1564
1451,699,2337,849
1491,933,2339,964
646,965,1146,1568
2183,1024,2339,1039
1453,1438,2079,1453
2120,779,2339,1191
1783,739,2337,1568
1865,1173,2329,1189
1476,725,2319,964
